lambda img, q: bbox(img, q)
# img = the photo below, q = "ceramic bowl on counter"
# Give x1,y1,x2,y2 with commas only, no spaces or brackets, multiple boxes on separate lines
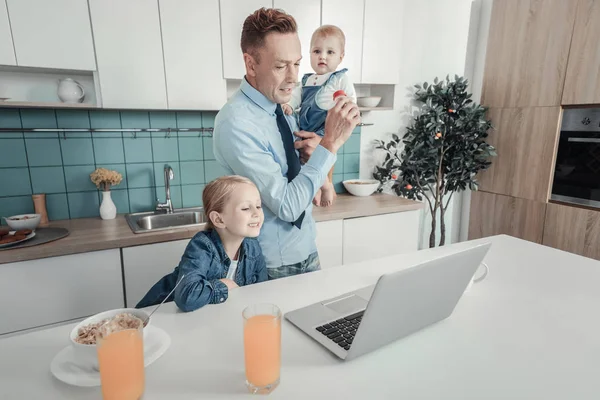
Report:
357,96,382,108
343,179,380,196
69,308,150,369
3,214,41,231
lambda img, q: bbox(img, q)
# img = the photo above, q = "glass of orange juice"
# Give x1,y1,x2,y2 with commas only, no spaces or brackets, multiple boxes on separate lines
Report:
96,315,145,400
243,304,281,394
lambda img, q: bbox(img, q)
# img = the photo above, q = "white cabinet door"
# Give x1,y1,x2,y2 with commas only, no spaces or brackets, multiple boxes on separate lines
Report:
361,0,402,84
273,0,321,78
6,0,95,70
343,211,419,265
0,249,123,335
122,239,190,308
159,0,227,110
315,219,343,268
220,0,272,79
89,0,167,109
321,0,364,83
0,0,15,65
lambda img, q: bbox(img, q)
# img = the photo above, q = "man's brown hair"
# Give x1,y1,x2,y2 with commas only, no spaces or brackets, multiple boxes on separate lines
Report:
241,8,297,61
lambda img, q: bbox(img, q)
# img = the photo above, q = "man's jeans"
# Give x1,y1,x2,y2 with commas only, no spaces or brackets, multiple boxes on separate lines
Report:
267,252,321,280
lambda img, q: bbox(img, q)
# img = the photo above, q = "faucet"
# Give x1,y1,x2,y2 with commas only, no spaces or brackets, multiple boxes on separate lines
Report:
155,165,174,214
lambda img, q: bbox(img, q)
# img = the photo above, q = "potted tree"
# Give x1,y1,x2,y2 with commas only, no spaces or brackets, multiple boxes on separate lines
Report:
373,75,496,248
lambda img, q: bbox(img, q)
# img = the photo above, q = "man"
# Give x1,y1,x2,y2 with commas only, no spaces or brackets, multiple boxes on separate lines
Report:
213,8,360,280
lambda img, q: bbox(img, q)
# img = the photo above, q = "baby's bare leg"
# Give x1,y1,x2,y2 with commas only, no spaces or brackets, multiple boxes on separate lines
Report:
320,166,336,207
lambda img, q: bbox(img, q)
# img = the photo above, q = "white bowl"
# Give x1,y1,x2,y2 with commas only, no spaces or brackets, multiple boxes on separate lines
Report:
343,179,379,196
69,308,150,370
357,96,382,108
3,214,41,231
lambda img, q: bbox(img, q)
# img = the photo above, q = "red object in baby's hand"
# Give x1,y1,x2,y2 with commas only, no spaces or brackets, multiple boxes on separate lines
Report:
333,90,346,100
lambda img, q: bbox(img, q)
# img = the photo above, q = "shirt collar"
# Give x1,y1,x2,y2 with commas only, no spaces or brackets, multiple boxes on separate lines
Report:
240,76,277,117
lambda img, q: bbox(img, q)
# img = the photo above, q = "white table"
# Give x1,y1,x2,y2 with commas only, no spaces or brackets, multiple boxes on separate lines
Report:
1,235,599,399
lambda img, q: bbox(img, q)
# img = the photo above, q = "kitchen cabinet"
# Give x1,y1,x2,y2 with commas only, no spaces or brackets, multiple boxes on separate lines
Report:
0,249,122,335
273,0,321,78
6,0,95,70
342,211,420,264
469,191,547,244
481,0,577,107
0,0,15,66
315,219,343,268
220,0,273,80
159,0,227,110
562,0,600,105
361,0,402,84
321,0,364,83
122,239,190,308
477,106,562,202
543,202,600,261
89,0,167,109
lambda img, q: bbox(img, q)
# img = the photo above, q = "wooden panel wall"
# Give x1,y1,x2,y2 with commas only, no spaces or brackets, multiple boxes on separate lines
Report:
469,191,547,244
477,107,562,202
481,0,577,107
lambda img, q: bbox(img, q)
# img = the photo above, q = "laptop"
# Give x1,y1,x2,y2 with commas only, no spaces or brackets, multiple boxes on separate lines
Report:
285,243,491,361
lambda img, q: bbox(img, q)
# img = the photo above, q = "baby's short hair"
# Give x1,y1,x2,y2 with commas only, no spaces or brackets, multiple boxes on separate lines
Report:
203,175,256,229
311,25,346,51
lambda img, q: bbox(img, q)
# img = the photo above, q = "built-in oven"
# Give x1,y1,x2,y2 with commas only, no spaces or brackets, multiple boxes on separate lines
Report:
551,108,600,209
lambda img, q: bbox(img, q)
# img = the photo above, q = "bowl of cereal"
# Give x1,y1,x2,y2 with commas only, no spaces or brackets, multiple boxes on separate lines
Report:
343,179,379,196
69,308,150,369
3,214,41,231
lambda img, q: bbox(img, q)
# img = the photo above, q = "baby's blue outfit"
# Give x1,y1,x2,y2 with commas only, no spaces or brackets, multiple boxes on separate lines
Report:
298,68,348,137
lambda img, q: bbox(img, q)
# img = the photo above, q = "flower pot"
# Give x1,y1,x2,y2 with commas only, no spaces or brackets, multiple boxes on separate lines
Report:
99,191,117,220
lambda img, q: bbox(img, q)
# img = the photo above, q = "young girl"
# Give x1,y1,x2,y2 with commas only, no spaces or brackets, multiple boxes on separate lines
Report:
283,24,357,207
136,175,267,312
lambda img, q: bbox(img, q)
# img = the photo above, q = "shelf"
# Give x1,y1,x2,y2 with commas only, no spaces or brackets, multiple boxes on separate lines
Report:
358,106,393,112
0,101,98,109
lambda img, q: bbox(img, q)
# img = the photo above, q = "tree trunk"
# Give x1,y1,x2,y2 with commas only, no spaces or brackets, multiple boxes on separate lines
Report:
429,208,437,248
439,203,446,246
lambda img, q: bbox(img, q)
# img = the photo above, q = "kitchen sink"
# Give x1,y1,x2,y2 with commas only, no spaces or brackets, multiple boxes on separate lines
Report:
125,207,206,233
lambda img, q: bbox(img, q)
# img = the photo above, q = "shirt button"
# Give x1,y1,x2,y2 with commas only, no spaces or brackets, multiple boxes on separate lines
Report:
220,298,224,302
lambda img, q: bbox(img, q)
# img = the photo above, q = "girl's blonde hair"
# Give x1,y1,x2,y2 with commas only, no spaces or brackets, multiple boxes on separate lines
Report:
311,24,346,52
202,175,256,229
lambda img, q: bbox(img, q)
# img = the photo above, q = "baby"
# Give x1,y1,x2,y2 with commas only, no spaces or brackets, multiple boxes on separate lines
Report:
283,24,357,207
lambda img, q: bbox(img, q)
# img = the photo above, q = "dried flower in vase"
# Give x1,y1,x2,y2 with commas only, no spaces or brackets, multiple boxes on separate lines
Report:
90,168,123,192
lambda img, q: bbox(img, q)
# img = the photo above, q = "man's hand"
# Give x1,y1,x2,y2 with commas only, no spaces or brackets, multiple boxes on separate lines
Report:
294,131,322,164
321,97,361,154
282,104,294,115
220,279,238,290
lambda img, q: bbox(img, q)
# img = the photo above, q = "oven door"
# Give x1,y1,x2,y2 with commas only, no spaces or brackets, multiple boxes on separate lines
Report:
551,131,600,208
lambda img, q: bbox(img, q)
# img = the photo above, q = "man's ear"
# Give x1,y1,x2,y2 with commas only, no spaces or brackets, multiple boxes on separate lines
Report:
244,52,258,78
209,211,226,229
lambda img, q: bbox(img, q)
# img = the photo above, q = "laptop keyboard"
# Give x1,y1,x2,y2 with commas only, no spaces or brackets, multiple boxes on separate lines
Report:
315,310,364,351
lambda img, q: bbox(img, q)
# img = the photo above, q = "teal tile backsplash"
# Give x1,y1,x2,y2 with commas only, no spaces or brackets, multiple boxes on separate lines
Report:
0,108,360,224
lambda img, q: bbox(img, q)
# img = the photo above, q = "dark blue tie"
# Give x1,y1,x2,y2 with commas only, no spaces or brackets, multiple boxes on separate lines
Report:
275,104,305,229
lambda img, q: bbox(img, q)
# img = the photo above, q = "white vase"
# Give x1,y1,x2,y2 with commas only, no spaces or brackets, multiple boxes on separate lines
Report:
100,191,117,220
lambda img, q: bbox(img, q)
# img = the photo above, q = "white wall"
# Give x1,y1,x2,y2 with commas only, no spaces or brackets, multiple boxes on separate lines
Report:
358,0,488,249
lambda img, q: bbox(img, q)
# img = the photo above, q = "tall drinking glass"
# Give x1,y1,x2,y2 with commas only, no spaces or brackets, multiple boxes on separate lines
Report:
96,318,145,400
243,304,281,394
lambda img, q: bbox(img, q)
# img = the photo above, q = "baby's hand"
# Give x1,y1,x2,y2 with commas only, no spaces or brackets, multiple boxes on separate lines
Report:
282,104,293,115
220,279,239,290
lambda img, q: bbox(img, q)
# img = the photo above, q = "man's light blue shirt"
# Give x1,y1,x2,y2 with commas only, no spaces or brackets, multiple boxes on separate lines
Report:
213,78,336,268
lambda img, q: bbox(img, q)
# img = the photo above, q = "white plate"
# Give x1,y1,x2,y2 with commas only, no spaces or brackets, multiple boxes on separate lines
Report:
0,231,36,249
50,325,171,387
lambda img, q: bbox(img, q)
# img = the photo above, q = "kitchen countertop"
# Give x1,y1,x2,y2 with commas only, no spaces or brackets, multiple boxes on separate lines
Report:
0,194,422,264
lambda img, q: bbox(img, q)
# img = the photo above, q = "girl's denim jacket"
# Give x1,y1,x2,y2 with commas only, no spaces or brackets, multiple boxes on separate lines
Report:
136,229,267,312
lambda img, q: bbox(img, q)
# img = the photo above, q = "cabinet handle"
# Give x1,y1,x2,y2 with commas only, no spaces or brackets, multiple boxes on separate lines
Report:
567,137,600,143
